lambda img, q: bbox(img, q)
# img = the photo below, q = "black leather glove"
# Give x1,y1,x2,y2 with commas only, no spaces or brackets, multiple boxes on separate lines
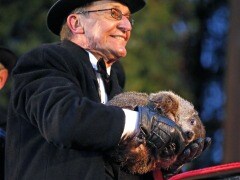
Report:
137,105,186,156
162,137,212,179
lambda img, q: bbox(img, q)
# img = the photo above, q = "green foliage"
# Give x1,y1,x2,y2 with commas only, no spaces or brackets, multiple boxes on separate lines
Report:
0,0,57,54
122,0,198,101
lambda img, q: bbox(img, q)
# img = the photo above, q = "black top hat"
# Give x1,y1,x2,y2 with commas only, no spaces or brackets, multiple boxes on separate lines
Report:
0,47,17,73
47,0,146,36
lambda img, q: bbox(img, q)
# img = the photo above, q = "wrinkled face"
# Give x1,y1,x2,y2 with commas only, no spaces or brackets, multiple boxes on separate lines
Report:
79,0,132,61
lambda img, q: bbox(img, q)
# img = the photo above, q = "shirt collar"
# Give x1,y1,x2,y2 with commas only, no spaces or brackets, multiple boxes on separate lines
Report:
87,51,111,75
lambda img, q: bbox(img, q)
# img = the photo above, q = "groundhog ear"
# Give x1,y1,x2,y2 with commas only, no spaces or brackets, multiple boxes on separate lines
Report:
151,95,178,113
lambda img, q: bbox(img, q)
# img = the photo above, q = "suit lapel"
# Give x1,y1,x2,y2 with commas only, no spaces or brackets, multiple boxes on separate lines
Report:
61,40,101,102
108,70,123,100
61,40,122,101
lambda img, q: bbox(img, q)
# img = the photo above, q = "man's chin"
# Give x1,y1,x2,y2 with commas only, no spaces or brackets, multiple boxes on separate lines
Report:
117,48,127,57
106,52,126,63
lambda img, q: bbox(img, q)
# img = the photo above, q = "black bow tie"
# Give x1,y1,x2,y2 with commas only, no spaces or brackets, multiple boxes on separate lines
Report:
96,58,111,95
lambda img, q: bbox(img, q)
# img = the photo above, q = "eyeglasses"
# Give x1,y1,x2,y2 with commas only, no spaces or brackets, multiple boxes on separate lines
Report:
76,8,134,26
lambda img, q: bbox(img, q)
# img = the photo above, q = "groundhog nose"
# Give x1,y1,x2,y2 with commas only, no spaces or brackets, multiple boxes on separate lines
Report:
185,131,194,140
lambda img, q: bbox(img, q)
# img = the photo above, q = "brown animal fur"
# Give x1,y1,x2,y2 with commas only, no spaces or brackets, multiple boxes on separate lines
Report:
106,91,206,174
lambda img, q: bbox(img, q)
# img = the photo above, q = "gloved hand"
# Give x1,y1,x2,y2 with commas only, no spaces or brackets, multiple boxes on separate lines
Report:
137,105,186,156
106,104,188,175
162,137,212,179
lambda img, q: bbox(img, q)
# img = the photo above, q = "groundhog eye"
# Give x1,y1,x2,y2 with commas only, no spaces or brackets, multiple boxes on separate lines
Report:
190,119,195,125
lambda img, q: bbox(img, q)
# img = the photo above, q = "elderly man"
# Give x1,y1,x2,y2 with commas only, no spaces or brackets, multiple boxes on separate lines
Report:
5,0,210,180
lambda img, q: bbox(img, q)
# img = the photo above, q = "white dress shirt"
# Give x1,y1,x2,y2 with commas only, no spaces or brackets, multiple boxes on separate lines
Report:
88,51,139,138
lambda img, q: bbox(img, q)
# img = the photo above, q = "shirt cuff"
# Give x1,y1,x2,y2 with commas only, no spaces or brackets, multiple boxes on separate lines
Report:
121,108,139,139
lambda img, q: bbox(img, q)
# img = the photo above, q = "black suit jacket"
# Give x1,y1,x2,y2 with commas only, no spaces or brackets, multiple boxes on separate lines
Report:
5,40,153,180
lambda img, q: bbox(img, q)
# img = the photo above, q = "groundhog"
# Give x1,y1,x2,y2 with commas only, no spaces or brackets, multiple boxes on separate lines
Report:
106,91,206,174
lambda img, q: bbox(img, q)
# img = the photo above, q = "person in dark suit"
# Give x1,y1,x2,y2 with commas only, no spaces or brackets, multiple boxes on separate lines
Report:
0,47,17,128
0,47,17,180
5,0,210,180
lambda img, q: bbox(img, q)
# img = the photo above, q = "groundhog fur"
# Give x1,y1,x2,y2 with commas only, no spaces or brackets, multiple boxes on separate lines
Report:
106,91,206,174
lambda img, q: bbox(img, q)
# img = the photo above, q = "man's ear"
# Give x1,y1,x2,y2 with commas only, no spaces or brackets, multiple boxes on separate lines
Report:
0,69,8,90
66,14,85,34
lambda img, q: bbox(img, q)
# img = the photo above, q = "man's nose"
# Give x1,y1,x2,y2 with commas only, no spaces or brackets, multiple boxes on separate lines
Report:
117,16,132,32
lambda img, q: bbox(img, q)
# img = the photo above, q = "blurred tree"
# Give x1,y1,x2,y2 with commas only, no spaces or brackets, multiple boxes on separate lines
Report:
123,0,197,100
183,0,230,170
0,0,57,53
